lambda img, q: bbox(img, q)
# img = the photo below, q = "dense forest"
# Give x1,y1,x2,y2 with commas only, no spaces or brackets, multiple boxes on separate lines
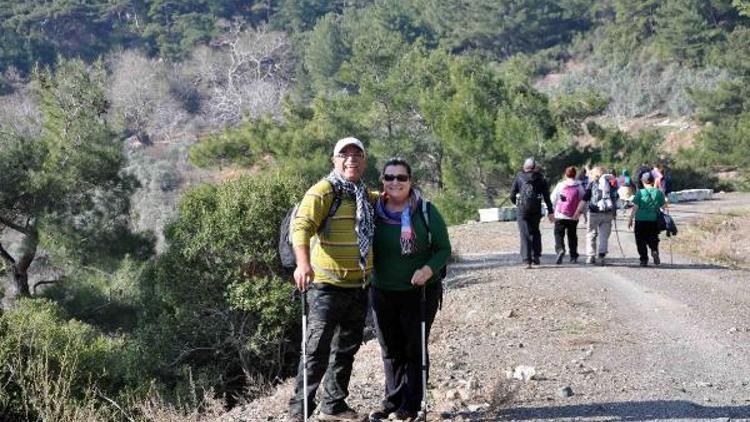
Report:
2,0,750,420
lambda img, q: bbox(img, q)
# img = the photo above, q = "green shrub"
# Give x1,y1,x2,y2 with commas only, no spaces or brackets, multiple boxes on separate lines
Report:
137,171,305,400
428,188,484,226
0,299,128,421
41,257,146,333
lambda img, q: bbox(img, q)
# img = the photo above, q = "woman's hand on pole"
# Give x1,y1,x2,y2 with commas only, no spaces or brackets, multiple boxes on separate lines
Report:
411,265,433,286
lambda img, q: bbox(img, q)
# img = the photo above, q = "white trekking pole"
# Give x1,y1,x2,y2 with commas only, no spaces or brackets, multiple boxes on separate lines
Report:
301,288,309,422
420,286,428,421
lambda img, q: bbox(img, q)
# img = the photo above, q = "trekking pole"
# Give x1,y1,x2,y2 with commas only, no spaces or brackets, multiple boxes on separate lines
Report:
420,285,428,422
301,287,309,422
613,213,626,258
665,208,674,266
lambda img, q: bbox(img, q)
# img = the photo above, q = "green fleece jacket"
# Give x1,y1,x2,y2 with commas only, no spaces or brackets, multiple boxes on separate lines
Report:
371,202,451,291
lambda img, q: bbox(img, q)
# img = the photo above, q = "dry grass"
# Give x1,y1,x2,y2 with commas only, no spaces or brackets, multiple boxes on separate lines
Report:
673,211,750,269
485,378,518,417
136,388,226,422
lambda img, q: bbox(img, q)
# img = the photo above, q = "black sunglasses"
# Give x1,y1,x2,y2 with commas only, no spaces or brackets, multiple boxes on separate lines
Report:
383,174,410,182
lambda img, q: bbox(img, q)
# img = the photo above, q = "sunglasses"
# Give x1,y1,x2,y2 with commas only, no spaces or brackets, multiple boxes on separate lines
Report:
383,174,410,182
335,152,364,160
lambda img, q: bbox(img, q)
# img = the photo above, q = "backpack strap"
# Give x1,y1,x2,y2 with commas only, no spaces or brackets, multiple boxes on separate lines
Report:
420,199,432,247
319,180,342,233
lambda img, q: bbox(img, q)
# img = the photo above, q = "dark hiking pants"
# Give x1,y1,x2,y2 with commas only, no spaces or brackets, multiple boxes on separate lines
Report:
517,213,542,263
634,220,660,263
554,219,579,259
370,284,442,413
289,283,368,417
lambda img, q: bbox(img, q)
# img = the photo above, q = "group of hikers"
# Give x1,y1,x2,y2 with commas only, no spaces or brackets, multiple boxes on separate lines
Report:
510,157,670,268
287,137,450,422
284,136,671,422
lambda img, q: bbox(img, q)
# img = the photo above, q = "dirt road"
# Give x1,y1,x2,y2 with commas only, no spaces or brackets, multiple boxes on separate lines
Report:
229,193,750,421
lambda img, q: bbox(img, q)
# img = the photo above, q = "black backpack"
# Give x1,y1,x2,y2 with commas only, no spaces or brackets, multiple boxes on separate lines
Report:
416,199,448,281
278,182,342,269
657,210,678,237
516,177,542,214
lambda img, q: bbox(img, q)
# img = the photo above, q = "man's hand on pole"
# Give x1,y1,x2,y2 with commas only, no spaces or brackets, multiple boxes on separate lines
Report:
293,246,314,291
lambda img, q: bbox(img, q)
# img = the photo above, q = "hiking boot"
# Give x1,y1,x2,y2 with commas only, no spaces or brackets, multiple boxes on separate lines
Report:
319,407,366,421
369,405,397,421
555,251,565,265
532,257,541,265
652,251,661,266
389,409,419,421
586,256,596,265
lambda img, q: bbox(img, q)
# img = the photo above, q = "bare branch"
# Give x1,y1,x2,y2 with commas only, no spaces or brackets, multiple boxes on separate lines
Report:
94,387,137,422
32,279,61,295
0,215,30,235
168,347,217,368
0,242,15,265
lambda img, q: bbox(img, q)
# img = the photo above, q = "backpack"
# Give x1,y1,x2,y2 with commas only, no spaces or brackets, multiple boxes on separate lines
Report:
589,175,616,213
416,199,448,281
516,177,542,214
555,183,581,217
645,190,677,237
278,182,342,270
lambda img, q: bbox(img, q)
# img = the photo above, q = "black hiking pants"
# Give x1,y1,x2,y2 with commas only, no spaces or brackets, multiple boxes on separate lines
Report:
517,213,542,263
370,284,442,413
634,220,660,263
289,283,368,417
554,219,579,259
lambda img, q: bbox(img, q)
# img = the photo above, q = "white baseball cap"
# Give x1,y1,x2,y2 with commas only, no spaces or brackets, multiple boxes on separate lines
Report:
523,157,536,171
333,137,365,155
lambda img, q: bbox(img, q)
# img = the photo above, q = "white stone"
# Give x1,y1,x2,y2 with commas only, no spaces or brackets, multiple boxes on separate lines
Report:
512,365,537,381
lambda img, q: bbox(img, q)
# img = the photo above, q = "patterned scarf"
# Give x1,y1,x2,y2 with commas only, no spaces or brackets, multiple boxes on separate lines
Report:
375,189,421,256
325,170,375,270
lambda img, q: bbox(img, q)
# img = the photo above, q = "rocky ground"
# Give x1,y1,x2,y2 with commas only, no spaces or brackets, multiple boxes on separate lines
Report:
224,193,750,422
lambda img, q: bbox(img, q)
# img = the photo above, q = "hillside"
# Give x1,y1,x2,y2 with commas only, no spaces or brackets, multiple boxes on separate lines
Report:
228,193,750,421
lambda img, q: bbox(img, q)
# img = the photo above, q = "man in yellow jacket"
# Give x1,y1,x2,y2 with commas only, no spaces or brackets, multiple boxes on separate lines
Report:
288,137,375,422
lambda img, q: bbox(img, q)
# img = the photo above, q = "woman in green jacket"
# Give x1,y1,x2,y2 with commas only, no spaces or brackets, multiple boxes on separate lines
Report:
368,158,451,421
628,171,666,267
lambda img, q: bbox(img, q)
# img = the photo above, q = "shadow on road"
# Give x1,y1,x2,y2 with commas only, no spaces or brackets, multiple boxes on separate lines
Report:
488,400,750,420
448,253,732,273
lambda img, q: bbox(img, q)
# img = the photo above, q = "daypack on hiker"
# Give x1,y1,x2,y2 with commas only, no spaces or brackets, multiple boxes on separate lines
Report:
589,174,616,213
416,199,448,281
517,178,542,214
555,183,582,217
278,182,342,269
657,210,678,237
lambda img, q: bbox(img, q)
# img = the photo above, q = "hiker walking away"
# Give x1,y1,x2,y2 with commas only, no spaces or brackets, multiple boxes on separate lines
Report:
576,164,590,188
654,161,673,197
617,169,636,209
510,158,554,268
579,166,618,266
368,158,451,421
628,171,666,267
550,166,585,264
635,163,652,190
288,137,376,422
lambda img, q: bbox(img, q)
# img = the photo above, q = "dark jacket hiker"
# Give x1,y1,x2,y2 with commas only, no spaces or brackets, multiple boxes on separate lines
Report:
509,158,554,267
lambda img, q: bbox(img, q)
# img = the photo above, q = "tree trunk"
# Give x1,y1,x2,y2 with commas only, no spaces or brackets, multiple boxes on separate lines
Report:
2,233,36,309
